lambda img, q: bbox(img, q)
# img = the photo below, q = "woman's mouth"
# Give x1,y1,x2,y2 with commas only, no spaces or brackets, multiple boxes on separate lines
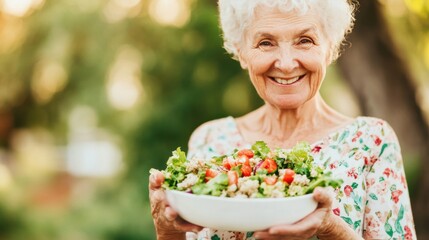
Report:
270,75,305,85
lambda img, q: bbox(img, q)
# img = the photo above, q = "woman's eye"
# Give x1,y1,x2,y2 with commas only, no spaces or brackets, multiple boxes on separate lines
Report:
258,40,273,48
299,37,313,45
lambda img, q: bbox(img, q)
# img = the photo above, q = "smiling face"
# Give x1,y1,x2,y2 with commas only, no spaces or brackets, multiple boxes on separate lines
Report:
237,6,331,110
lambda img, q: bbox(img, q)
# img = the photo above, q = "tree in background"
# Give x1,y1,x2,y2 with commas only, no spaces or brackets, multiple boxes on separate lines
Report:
337,1,429,238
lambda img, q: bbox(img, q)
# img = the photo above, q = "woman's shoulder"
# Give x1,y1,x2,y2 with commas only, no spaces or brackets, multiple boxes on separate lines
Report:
356,116,387,125
188,116,236,141
347,116,400,152
354,116,396,134
193,116,235,131
323,116,398,149
187,116,245,158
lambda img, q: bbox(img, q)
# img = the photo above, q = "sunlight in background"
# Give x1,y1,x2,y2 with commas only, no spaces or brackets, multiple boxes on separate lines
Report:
149,0,191,27
404,0,429,16
71,0,100,13
380,0,407,17
31,59,68,104
11,129,61,180
103,0,141,23
1,0,44,17
106,45,144,111
0,17,26,54
66,106,123,178
66,141,122,177
2,0,33,17
0,163,12,192
115,0,140,9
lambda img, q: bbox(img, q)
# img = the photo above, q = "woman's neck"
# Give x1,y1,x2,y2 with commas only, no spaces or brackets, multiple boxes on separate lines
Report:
236,95,353,149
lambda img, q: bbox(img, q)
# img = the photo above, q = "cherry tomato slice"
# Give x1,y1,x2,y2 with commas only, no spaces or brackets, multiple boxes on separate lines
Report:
241,164,252,177
205,169,219,182
260,158,277,173
237,149,254,158
283,169,295,184
222,157,237,170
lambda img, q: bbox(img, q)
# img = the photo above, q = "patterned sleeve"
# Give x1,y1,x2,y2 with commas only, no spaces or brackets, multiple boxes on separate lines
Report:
363,121,416,239
187,117,244,161
187,122,212,160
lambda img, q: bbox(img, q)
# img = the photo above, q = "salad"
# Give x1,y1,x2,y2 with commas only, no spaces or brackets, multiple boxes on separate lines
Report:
153,141,342,198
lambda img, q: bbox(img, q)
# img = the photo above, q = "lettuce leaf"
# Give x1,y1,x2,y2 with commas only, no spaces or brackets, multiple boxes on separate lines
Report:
251,141,270,159
161,148,188,189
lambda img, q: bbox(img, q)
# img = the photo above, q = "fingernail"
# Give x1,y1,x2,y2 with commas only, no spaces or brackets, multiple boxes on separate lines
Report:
149,173,156,182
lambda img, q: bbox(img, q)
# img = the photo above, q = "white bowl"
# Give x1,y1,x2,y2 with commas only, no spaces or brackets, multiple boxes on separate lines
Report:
165,190,317,232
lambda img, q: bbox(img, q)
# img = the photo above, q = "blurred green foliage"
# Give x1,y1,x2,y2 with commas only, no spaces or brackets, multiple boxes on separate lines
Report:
1,0,263,239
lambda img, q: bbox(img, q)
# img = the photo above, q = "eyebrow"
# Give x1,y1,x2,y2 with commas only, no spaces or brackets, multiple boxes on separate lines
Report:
295,26,318,36
253,32,275,39
253,26,319,39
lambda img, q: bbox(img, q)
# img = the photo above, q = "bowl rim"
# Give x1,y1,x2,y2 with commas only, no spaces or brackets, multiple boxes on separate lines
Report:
166,189,315,202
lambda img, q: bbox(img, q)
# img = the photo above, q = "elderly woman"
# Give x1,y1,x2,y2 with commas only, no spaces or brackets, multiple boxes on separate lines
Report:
149,0,416,239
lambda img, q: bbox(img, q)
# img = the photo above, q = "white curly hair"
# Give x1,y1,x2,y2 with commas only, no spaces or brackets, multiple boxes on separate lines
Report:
218,0,356,62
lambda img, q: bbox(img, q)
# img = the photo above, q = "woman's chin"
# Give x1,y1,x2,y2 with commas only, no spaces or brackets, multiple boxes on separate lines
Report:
264,96,309,110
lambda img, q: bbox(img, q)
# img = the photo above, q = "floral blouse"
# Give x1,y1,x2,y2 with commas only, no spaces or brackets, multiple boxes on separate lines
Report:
185,116,416,240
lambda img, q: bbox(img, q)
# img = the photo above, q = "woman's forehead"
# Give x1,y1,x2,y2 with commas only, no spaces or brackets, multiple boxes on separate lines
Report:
246,7,323,37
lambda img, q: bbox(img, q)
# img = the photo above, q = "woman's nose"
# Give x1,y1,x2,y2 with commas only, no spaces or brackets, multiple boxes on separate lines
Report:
274,47,299,71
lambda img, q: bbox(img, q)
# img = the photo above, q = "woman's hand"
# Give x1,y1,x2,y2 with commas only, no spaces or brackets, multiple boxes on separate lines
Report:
253,187,362,240
149,169,203,240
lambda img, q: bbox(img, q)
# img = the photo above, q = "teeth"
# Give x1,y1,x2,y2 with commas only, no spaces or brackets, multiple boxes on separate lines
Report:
273,76,300,85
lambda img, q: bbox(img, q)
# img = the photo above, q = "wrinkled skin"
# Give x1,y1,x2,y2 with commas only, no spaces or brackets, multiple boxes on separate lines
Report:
253,187,345,240
149,169,202,239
